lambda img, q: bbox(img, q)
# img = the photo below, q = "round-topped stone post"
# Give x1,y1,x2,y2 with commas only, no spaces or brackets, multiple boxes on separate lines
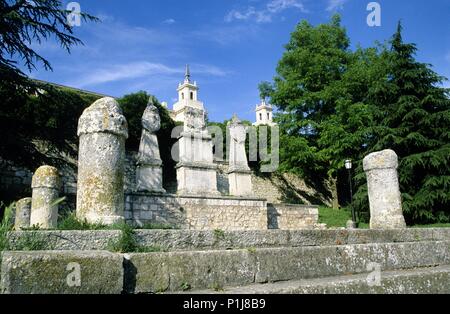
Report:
363,149,406,229
30,166,60,229
76,97,128,225
15,197,32,230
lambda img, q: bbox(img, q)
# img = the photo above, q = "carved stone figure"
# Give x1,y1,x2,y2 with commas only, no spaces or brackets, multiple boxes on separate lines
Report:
363,149,406,229
227,115,253,196
136,98,166,193
76,97,128,225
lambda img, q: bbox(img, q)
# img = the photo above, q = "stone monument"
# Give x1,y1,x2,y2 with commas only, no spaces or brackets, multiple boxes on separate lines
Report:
76,97,128,225
176,107,219,195
228,115,253,196
363,149,406,229
30,166,60,229
14,197,32,230
136,98,166,193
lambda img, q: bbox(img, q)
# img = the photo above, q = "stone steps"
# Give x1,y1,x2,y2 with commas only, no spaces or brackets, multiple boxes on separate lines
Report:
181,265,450,294
8,228,450,251
2,230,450,294
124,240,450,293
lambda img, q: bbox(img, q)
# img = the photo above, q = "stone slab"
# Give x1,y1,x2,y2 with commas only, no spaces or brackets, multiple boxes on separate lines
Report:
7,228,450,251
186,265,450,294
1,250,123,294
125,241,450,293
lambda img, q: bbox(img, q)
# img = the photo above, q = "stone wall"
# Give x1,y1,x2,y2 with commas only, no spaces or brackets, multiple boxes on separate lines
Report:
125,193,268,231
2,153,331,208
2,153,326,230
268,204,319,230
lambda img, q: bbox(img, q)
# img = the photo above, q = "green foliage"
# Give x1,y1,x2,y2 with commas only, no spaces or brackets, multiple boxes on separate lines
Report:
180,282,192,292
0,0,98,82
107,222,166,253
9,231,54,251
58,212,106,231
0,202,15,253
135,223,174,230
213,229,225,240
353,23,450,224
258,81,273,100
118,91,178,185
107,223,138,253
265,16,449,224
0,82,99,173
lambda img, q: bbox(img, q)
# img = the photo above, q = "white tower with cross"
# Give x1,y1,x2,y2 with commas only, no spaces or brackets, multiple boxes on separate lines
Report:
253,99,276,126
172,65,205,123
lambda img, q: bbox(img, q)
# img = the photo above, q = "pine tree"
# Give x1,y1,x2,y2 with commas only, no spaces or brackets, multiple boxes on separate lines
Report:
357,23,450,223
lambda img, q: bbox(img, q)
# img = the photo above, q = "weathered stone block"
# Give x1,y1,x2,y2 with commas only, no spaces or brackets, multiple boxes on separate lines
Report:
30,166,60,229
126,250,256,293
1,251,123,294
76,97,128,225
14,198,31,230
363,149,406,229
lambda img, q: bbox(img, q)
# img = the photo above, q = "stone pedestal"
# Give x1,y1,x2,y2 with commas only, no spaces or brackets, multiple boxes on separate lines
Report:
227,115,253,197
177,132,219,195
15,197,31,230
30,166,60,229
76,97,128,225
136,160,165,193
136,100,165,193
363,149,406,229
176,107,219,195
228,170,253,196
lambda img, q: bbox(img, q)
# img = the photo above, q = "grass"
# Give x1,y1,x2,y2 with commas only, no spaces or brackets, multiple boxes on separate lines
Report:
319,206,356,228
58,212,106,230
9,230,54,251
411,223,450,228
135,223,174,230
106,222,166,253
0,202,15,253
319,206,450,229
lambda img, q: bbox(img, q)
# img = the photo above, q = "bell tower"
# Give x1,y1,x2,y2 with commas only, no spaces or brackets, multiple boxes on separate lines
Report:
253,99,276,126
172,65,205,122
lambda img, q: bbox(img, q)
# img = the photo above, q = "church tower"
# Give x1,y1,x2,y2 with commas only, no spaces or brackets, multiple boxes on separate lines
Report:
253,99,276,126
172,65,205,123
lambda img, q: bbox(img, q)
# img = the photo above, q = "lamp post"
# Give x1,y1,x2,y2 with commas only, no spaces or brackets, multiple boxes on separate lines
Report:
345,159,357,228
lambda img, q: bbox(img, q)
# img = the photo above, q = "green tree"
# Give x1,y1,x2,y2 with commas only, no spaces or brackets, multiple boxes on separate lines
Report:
354,23,450,223
0,0,97,88
117,91,178,186
268,15,352,208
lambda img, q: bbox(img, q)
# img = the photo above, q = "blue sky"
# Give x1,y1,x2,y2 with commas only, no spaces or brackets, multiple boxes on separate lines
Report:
25,0,450,123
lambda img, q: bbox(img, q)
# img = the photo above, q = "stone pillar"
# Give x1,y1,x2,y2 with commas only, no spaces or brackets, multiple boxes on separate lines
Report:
30,166,60,229
14,197,32,230
228,115,253,196
136,99,166,193
363,149,406,229
176,107,219,195
77,97,129,225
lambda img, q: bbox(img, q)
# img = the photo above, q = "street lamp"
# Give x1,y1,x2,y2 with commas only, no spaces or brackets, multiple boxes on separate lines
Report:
345,159,358,228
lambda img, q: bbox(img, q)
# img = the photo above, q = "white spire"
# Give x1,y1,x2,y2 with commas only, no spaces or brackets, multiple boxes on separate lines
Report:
184,64,191,83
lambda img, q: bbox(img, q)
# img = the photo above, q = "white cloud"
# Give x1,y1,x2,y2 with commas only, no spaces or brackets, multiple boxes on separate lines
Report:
225,0,307,23
225,7,271,23
191,24,260,45
267,0,307,13
326,0,349,12
162,18,176,25
67,62,228,88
